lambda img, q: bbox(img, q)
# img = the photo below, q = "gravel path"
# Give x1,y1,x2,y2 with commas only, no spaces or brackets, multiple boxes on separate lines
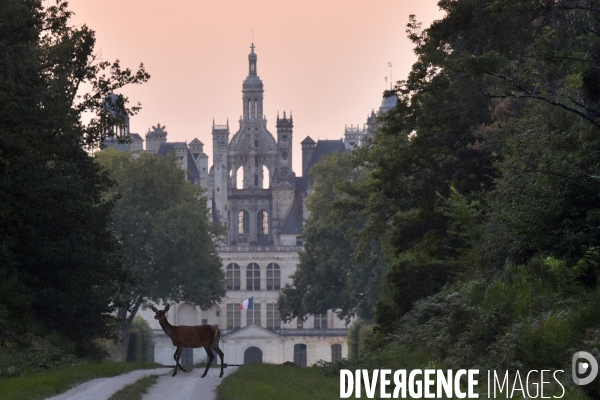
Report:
45,368,172,400
142,366,238,400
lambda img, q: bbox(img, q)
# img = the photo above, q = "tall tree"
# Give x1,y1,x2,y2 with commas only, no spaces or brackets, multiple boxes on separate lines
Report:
95,149,226,345
0,0,149,355
279,152,382,323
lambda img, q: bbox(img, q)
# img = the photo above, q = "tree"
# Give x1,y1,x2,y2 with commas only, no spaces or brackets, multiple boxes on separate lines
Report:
95,149,226,346
0,0,148,356
279,152,383,323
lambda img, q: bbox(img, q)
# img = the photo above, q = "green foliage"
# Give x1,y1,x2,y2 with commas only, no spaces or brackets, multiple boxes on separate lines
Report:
311,3,600,399
0,0,148,357
107,375,158,400
95,149,225,339
216,364,339,400
0,362,161,400
279,151,383,322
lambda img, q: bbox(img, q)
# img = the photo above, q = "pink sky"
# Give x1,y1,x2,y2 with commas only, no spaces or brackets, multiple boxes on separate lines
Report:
68,0,443,174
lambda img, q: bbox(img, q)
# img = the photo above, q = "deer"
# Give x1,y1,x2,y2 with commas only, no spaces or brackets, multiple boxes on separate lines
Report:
150,304,224,378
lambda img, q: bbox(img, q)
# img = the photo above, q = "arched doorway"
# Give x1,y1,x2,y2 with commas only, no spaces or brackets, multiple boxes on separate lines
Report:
244,346,263,364
294,344,307,367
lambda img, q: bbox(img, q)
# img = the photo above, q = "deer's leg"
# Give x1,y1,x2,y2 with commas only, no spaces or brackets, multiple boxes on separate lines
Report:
175,347,187,373
172,346,182,376
201,344,214,378
211,337,225,378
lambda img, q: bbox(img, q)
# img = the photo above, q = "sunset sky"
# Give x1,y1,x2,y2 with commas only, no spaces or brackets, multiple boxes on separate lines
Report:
68,0,444,174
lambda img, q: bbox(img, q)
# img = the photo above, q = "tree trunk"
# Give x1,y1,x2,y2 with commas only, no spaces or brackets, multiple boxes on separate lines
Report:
117,294,144,360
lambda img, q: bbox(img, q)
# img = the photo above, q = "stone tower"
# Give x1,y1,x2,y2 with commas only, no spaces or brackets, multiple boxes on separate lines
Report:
212,120,230,225
225,43,292,245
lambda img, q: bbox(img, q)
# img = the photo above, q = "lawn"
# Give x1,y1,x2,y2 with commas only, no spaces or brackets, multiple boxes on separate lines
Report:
217,363,339,400
0,362,161,400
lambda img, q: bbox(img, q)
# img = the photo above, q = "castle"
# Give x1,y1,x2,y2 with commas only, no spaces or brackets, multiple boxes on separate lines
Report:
109,44,396,366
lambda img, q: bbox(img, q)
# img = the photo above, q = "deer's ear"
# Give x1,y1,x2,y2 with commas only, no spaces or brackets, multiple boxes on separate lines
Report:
164,304,170,312
150,305,158,312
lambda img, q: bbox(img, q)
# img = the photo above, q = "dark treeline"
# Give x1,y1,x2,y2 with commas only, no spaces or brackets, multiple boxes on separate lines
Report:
281,1,600,397
0,0,223,367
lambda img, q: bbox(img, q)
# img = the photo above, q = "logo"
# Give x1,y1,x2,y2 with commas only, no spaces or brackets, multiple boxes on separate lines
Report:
572,351,599,385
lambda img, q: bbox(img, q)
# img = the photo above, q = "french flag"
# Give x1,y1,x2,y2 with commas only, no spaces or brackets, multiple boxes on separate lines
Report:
239,296,254,310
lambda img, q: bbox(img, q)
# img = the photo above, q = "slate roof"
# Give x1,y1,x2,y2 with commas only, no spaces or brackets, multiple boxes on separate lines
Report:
129,133,143,142
306,139,346,176
281,139,346,235
280,188,304,234
156,142,200,183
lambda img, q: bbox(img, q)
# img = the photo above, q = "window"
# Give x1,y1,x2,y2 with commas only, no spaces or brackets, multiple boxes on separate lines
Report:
236,166,244,189
331,344,342,362
227,303,241,329
266,263,280,290
226,263,240,290
267,303,280,329
248,99,252,119
281,150,288,160
246,263,260,290
202,319,208,325
238,210,249,234
258,211,269,236
254,99,258,119
314,313,328,329
297,319,304,329
247,303,261,326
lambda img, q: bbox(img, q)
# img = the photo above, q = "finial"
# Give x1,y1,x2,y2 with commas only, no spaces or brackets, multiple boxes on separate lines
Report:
283,111,286,118
250,42,255,53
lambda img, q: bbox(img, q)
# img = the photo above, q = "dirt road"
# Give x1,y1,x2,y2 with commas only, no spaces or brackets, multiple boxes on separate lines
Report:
45,366,236,400
46,368,172,400
142,367,237,400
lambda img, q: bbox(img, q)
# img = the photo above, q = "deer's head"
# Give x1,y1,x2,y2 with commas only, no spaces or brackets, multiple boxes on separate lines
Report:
150,304,170,320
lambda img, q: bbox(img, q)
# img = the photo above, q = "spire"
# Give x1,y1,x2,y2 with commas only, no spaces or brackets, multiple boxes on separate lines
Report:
248,42,257,75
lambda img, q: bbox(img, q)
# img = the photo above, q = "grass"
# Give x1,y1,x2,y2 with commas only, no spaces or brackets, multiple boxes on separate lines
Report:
217,363,339,400
0,362,162,400
107,375,159,400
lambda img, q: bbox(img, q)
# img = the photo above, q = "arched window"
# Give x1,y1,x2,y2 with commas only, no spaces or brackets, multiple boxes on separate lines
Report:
257,210,269,235
331,344,342,362
246,263,260,290
238,210,249,234
226,263,240,291
266,263,280,290
254,99,258,119
236,166,244,189
248,99,252,119
262,165,270,189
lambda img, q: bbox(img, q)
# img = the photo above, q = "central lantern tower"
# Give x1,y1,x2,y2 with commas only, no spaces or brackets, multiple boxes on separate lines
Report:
217,43,295,246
